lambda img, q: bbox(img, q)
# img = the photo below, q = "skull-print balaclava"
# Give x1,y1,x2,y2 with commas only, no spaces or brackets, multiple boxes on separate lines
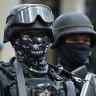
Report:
12,30,50,75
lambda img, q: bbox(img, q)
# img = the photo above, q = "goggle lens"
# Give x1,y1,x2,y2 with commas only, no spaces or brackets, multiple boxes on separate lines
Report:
15,6,54,24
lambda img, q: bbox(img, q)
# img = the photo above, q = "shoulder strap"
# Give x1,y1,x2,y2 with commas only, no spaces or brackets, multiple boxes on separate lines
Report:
14,60,27,96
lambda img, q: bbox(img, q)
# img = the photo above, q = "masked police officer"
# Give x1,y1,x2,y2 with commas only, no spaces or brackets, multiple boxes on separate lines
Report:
51,13,96,96
52,13,96,72
0,4,67,96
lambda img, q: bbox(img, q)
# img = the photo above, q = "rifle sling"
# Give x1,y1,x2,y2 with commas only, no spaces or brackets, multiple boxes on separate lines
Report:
14,60,27,96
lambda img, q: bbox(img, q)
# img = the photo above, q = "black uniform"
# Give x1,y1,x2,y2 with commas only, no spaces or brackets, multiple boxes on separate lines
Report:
0,57,66,96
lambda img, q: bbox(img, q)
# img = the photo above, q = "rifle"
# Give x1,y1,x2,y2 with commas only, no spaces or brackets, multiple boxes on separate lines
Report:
48,63,83,82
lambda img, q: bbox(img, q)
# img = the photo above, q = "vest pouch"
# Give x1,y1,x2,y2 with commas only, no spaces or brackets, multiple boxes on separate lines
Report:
26,78,57,96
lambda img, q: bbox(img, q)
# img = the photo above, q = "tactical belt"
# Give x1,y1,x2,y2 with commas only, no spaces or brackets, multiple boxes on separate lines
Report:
14,60,27,96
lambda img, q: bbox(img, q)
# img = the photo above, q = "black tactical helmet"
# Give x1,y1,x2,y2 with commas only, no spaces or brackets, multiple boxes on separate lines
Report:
3,4,54,43
52,13,96,48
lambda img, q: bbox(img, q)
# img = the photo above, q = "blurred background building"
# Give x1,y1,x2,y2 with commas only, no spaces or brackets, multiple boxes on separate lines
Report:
0,0,96,72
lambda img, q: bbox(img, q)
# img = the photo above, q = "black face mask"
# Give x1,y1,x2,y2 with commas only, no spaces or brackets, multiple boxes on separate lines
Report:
12,34,49,73
21,35,49,59
13,34,49,60
57,43,91,71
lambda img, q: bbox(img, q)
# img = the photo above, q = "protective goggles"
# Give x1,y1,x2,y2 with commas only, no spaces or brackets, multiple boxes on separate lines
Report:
14,5,54,24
